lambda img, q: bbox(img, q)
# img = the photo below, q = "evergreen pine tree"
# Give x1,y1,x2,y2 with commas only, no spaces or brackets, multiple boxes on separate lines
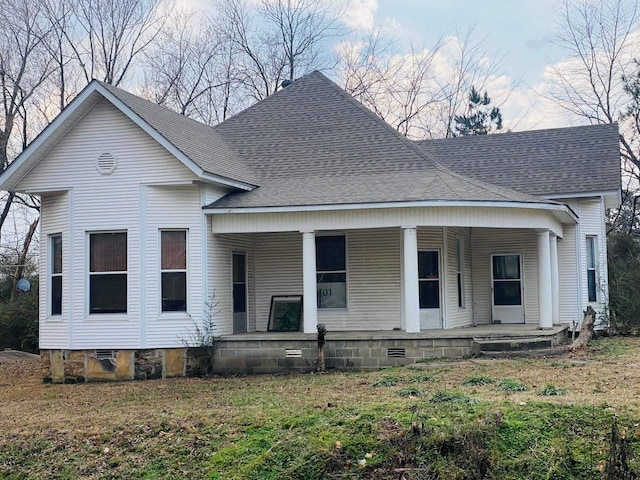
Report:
453,86,503,136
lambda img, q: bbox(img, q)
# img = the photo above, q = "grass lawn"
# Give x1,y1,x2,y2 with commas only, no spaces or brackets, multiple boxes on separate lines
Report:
2,337,640,479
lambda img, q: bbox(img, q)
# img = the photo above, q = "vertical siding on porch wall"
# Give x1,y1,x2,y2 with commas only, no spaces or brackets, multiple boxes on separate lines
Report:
470,228,539,325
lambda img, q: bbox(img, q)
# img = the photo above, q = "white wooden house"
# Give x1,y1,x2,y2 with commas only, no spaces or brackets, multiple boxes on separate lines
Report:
0,72,620,381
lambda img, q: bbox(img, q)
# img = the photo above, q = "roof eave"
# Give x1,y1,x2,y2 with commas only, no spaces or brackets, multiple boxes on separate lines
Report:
204,199,578,224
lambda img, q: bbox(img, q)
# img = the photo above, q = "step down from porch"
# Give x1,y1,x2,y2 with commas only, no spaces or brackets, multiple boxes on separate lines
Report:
472,337,553,356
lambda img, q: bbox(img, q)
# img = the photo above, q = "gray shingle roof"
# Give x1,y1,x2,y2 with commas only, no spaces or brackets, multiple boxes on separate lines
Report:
209,71,555,209
96,81,260,186
416,123,621,197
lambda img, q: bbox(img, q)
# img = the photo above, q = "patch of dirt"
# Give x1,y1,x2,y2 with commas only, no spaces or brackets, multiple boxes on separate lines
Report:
0,352,42,380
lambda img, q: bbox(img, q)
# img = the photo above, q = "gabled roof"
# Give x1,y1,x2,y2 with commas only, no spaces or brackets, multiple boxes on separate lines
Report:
417,123,621,198
208,71,558,209
0,80,258,192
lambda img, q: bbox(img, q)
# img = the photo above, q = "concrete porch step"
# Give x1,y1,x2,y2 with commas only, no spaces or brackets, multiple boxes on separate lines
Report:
471,337,553,355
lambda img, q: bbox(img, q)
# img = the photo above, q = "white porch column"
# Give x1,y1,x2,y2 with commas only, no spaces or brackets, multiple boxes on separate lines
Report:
302,231,318,333
537,229,553,329
550,233,560,326
402,226,420,333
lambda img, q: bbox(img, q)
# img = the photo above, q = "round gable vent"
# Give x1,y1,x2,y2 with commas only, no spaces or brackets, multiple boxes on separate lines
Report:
96,152,117,175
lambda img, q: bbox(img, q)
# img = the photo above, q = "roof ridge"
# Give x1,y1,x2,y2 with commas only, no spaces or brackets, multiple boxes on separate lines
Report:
416,122,619,146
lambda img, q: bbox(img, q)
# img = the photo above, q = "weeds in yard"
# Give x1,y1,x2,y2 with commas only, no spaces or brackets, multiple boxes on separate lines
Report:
462,375,495,386
498,378,527,392
396,387,423,397
540,384,568,396
409,372,435,382
372,376,400,387
430,390,480,405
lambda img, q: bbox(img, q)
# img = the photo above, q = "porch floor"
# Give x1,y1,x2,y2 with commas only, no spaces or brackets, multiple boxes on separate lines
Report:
220,323,569,342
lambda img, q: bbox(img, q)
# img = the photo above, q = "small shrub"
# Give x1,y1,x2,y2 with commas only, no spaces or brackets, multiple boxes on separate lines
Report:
462,375,495,386
497,378,527,392
430,390,479,405
539,384,568,396
372,376,400,387
396,387,423,397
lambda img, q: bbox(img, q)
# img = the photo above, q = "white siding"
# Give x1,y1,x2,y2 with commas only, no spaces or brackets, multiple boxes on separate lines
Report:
144,185,204,347
208,232,256,336
252,229,402,331
39,193,69,348
24,99,203,349
253,232,303,331
470,228,538,325
557,222,580,325
578,197,608,318
445,227,473,328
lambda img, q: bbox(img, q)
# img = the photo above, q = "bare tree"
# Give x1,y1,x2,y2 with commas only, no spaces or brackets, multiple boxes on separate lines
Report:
0,0,54,291
548,0,640,181
336,24,504,139
66,0,170,87
213,0,342,102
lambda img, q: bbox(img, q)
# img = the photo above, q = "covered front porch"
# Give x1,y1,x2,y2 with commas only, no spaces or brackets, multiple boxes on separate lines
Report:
212,324,570,374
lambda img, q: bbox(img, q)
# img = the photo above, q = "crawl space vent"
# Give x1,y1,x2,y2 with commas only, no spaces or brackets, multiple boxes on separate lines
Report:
96,152,117,175
387,347,405,358
95,349,116,360
285,349,302,358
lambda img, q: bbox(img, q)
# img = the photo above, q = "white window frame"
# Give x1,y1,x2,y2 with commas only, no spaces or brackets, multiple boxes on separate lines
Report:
586,235,598,303
316,233,348,310
456,236,465,309
160,229,189,314
87,230,128,316
49,234,63,318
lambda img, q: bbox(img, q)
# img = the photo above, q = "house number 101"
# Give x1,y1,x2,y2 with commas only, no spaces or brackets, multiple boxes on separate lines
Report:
319,288,332,297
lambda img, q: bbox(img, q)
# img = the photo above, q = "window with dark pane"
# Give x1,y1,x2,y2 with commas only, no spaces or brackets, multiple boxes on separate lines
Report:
51,234,62,316
89,232,127,313
586,236,597,302
316,235,346,308
456,237,465,308
492,254,522,306
418,251,440,309
161,230,187,312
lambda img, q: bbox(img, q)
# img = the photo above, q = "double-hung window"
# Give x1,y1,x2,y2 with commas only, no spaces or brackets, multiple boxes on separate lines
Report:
316,235,347,309
51,234,62,316
161,230,187,312
586,235,598,302
89,232,127,314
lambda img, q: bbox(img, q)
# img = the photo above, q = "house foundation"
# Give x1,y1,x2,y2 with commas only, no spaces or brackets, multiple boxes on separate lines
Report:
40,325,569,382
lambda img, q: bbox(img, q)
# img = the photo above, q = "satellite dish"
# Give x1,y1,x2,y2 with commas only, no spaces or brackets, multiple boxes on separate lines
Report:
16,278,31,292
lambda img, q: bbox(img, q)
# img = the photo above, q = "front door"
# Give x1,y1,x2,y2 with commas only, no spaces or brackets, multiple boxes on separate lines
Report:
418,250,442,329
491,254,524,323
232,252,247,333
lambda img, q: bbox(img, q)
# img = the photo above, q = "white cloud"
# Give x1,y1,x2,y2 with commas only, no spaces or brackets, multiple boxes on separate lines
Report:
341,0,378,31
